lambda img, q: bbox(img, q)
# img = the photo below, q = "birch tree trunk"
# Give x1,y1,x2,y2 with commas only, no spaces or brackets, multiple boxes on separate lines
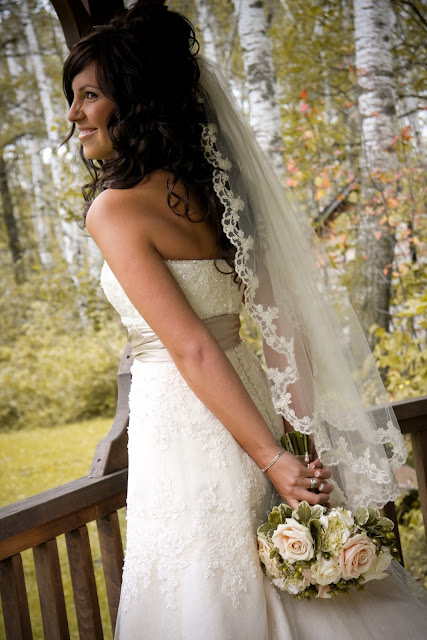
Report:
0,152,25,284
21,0,79,268
5,44,54,268
353,0,399,344
196,0,219,62
236,0,285,176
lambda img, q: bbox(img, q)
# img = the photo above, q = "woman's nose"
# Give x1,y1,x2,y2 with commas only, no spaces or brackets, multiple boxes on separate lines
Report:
67,100,82,122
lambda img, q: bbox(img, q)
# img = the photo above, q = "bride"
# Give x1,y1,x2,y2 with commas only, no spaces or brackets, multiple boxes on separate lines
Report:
63,1,427,637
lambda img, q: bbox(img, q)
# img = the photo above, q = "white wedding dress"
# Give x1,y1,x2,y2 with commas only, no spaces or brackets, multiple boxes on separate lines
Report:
101,259,427,640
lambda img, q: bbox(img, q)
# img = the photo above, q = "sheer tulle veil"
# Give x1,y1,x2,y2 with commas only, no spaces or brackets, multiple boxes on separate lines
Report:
197,56,406,510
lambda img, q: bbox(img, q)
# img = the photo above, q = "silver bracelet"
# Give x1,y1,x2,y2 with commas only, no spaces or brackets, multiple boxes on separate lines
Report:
261,448,286,473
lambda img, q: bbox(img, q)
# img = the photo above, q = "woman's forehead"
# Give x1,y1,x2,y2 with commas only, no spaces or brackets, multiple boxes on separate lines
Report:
71,61,99,92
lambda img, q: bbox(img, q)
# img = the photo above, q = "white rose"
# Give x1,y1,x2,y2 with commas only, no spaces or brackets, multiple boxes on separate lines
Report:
283,579,303,595
258,535,282,579
311,554,342,586
272,519,314,563
363,548,392,583
272,577,286,589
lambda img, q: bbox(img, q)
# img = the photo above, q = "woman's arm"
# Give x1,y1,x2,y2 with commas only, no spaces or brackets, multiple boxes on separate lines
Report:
86,189,331,509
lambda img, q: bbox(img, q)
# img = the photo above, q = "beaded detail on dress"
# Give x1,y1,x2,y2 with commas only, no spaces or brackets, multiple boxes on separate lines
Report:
100,259,243,329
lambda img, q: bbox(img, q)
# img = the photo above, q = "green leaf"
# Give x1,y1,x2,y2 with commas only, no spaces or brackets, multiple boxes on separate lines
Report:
279,503,293,520
378,517,394,531
310,519,322,551
257,522,274,536
295,501,312,525
366,507,380,526
268,506,284,526
310,505,324,521
355,506,369,526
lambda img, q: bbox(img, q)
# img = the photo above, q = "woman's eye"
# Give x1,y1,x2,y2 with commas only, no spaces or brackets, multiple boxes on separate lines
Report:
85,91,97,99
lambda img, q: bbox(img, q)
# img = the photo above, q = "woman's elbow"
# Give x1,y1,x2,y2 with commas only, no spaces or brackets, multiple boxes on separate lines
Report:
169,333,214,371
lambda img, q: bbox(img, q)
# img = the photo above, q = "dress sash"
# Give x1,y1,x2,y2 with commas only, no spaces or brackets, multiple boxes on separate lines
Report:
128,313,241,363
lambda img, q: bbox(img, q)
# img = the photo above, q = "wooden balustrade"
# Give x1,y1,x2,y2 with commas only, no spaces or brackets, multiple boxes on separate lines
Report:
0,471,126,639
0,394,425,639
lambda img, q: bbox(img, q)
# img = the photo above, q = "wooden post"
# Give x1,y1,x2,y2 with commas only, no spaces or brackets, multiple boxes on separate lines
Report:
90,342,133,477
97,513,124,632
66,526,103,640
411,429,427,539
0,554,33,640
50,0,125,48
33,539,70,640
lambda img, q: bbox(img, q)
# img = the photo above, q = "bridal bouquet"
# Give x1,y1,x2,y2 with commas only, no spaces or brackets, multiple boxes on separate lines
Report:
257,501,399,599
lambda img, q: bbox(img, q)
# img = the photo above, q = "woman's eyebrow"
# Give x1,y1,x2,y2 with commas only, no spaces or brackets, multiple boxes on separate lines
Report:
74,84,101,93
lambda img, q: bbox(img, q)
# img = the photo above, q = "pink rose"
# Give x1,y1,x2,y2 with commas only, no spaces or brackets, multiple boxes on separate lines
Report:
338,533,376,579
272,518,314,563
316,584,332,598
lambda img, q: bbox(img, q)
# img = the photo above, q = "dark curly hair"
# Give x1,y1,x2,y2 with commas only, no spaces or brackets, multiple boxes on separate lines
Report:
62,0,234,266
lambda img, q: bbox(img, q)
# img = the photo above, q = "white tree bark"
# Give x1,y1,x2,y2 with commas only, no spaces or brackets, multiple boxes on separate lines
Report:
6,44,53,268
196,0,220,63
236,0,285,176
21,0,79,268
353,0,399,341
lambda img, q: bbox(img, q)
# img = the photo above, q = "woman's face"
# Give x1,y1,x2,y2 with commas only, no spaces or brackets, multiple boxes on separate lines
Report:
67,62,115,160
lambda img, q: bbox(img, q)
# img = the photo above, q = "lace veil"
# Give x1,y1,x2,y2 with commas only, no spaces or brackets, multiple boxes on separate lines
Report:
197,57,406,510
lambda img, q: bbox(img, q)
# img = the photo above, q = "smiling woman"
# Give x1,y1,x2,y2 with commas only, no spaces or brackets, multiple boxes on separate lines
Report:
67,61,115,160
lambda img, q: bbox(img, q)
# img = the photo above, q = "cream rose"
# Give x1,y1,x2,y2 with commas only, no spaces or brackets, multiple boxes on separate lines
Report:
258,536,282,579
338,533,376,579
311,554,342,586
272,519,314,563
363,548,392,583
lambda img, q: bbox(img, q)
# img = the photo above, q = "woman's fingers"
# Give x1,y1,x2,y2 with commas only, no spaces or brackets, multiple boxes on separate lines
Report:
308,458,331,480
298,489,330,505
303,478,333,493
314,468,331,480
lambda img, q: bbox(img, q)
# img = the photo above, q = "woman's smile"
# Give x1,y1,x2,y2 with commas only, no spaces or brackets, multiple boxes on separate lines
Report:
78,128,98,142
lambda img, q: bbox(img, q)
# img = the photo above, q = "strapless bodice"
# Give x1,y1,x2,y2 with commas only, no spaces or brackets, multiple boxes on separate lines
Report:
100,259,243,331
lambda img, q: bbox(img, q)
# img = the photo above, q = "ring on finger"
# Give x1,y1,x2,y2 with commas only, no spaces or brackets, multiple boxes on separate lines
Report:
310,477,318,489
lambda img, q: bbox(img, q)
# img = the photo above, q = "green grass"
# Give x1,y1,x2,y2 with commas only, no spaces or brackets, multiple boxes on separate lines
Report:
0,417,126,640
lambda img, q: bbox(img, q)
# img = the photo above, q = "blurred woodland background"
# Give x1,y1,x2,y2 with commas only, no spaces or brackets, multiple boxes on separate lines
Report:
0,0,426,595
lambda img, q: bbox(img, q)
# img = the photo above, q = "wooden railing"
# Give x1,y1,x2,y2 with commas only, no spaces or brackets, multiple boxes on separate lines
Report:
0,391,426,638
0,471,126,639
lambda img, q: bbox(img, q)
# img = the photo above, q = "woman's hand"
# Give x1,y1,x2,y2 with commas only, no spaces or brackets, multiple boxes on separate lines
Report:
265,451,333,510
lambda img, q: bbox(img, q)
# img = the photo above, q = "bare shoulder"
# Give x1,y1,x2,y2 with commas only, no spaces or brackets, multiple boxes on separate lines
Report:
86,186,153,229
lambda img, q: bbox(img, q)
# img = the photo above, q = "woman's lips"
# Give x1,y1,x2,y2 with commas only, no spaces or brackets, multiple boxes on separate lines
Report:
78,129,97,141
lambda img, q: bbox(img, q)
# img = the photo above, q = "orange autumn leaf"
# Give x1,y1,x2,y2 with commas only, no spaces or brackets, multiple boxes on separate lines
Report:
401,125,412,141
286,177,298,188
314,188,327,201
387,197,399,209
286,158,298,173
300,89,308,100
